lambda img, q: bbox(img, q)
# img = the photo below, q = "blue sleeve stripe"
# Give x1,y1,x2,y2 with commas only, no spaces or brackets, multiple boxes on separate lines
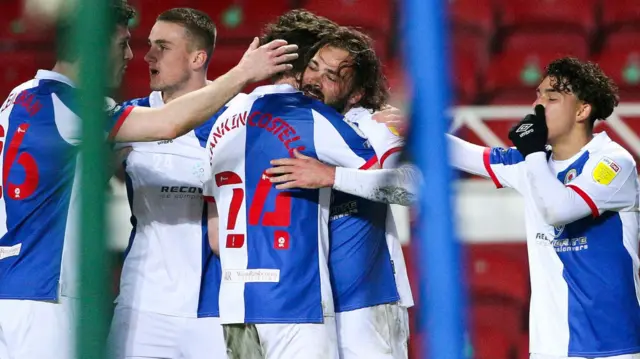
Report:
488,147,524,166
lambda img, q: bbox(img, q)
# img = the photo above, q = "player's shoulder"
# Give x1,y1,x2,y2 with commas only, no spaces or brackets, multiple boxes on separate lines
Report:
120,96,151,108
587,133,636,169
344,106,374,124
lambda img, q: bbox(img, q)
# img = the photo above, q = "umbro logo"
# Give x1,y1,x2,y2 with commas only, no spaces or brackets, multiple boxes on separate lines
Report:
516,123,533,133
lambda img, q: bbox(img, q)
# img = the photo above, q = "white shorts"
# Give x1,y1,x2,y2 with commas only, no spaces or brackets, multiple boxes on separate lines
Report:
336,303,409,359
0,297,77,359
108,305,226,359
531,354,640,359
224,317,339,359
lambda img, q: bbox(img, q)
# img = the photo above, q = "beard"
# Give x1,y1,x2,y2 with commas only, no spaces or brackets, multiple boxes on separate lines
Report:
301,84,350,114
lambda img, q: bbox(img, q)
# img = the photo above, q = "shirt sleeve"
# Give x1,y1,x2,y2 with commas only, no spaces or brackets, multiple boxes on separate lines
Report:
333,164,421,205
311,109,378,169
558,150,637,215
346,107,404,169
524,149,638,226
104,97,133,140
447,134,525,189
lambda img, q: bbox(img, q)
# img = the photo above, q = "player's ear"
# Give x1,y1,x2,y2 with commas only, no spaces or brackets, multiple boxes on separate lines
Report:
192,50,207,70
576,102,592,124
347,89,363,107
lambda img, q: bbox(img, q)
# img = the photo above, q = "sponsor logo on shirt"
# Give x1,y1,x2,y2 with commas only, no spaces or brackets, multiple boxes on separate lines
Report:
159,185,203,200
0,243,21,260
535,232,589,252
592,157,620,186
329,200,358,220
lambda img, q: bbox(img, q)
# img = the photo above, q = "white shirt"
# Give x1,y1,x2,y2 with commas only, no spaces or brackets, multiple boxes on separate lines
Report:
343,107,414,307
115,91,214,317
449,132,640,357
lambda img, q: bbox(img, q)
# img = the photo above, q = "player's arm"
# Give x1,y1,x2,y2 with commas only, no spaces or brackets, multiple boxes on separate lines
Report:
110,39,297,142
525,151,636,226
267,150,421,205
332,163,421,206
373,105,521,188
509,105,637,225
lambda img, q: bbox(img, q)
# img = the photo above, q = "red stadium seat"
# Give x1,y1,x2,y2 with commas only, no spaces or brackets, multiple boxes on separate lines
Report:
497,0,596,35
467,249,529,304
601,0,640,31
0,51,54,97
448,0,495,36
502,33,590,60
485,51,565,104
0,1,54,47
451,51,480,104
301,0,393,59
129,0,195,35
121,52,151,100
601,30,640,54
519,333,530,359
593,50,640,102
208,45,247,80
301,0,393,36
471,325,514,359
199,0,290,43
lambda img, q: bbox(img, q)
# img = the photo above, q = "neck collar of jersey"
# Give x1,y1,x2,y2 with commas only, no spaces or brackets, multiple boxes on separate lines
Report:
551,131,611,164
251,84,300,96
149,91,164,108
35,70,76,88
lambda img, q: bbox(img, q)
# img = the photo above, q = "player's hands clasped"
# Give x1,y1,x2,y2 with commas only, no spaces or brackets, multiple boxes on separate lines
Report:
235,37,299,83
508,104,549,157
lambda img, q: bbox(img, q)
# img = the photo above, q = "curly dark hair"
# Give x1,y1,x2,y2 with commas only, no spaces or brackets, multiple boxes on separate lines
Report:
157,8,217,67
545,57,619,125
306,26,389,111
260,10,338,78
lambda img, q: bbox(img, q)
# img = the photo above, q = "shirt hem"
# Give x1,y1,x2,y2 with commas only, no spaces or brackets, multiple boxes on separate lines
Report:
567,347,640,357
335,295,401,313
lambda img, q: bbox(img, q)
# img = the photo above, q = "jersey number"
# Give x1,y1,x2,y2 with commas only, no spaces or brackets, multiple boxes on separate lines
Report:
0,124,39,200
215,171,291,248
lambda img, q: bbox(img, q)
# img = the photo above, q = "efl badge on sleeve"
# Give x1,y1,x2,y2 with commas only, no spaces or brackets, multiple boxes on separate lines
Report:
592,157,620,185
386,125,400,136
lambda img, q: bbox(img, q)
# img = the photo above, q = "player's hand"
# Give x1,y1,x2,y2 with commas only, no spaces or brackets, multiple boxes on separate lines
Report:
266,149,335,190
508,104,548,157
372,105,408,137
235,37,299,83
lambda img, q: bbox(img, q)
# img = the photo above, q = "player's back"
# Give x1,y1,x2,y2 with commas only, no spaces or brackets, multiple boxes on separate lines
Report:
0,70,83,300
205,84,376,324
115,91,216,317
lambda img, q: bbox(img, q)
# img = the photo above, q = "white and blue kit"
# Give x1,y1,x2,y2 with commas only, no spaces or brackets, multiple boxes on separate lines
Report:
449,132,640,359
0,70,132,359
202,84,377,359
107,91,225,359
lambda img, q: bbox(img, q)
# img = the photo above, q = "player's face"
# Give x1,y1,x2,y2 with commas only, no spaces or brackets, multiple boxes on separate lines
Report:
109,25,133,88
144,21,194,93
533,76,587,144
301,46,362,114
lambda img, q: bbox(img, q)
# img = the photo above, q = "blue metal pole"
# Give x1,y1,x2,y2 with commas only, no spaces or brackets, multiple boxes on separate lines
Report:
401,0,466,358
